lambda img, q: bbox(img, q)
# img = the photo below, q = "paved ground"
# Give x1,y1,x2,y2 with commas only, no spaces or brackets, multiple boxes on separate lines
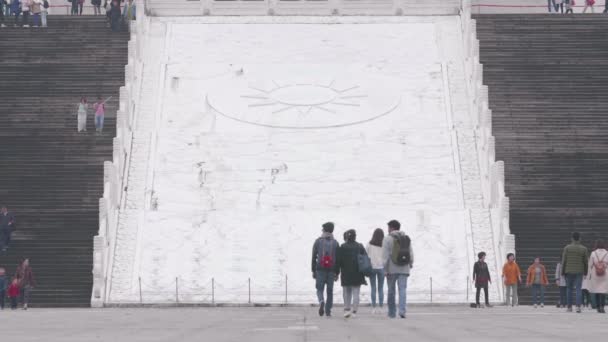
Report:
1,305,607,341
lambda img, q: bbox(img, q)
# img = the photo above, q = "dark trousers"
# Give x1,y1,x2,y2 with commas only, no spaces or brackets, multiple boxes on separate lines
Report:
315,270,335,315
78,3,83,15
32,13,40,26
596,294,606,309
21,10,29,26
12,12,20,26
475,284,489,305
71,2,78,15
604,0,607,12
1,229,11,249
0,290,5,309
559,286,567,306
548,0,556,11
9,297,17,309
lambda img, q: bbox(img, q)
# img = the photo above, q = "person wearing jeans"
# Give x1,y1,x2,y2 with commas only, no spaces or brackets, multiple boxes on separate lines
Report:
382,220,413,319
561,232,589,313
311,222,339,317
367,228,385,313
548,0,557,11
502,253,522,307
526,257,549,308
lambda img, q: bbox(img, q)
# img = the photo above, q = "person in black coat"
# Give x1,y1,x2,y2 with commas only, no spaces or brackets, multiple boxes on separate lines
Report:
472,251,492,308
336,229,367,318
109,0,122,31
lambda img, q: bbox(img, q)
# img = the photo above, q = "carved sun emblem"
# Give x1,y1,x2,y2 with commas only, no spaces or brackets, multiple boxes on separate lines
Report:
241,81,367,116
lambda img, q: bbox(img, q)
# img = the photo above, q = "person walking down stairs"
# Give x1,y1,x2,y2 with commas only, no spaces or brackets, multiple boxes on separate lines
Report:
15,258,35,310
502,253,522,307
473,251,492,308
565,0,575,13
41,0,47,27
77,97,88,132
587,239,608,313
526,257,549,308
10,0,21,27
94,96,106,134
0,205,16,252
71,0,78,15
93,0,102,15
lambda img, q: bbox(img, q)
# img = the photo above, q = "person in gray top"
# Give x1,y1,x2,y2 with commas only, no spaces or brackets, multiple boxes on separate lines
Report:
382,220,413,319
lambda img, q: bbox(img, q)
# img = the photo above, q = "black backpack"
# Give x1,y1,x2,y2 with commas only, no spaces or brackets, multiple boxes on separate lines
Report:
43,0,49,9
391,235,411,266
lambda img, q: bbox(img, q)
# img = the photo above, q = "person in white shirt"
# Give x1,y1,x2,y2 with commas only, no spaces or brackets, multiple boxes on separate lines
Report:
366,228,385,314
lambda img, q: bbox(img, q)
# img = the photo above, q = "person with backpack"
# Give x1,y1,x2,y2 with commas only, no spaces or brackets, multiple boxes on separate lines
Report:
311,222,339,318
502,253,522,307
472,251,492,308
336,229,368,318
366,228,385,314
561,232,589,313
587,239,608,313
382,219,413,319
526,257,549,308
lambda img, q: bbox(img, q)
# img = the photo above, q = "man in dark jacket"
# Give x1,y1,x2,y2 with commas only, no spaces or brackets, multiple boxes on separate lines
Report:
0,206,16,252
109,0,122,31
311,222,339,317
561,232,589,313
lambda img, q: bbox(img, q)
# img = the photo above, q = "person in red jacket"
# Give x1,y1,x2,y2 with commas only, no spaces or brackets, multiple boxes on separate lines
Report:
7,278,20,310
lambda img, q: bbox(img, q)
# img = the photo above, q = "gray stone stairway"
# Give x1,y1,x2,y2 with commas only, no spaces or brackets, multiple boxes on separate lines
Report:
0,16,129,307
475,14,608,305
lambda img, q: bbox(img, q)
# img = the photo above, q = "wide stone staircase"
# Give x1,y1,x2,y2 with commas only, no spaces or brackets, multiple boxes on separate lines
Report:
0,16,128,307
475,14,608,304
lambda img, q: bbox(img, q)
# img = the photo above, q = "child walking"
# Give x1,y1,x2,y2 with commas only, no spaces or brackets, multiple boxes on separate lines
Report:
77,97,88,132
502,253,522,307
526,257,549,308
7,278,20,310
473,251,492,308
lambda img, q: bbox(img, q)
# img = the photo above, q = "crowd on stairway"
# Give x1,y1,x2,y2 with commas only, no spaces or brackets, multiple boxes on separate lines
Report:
0,0,135,29
548,0,608,13
473,232,608,314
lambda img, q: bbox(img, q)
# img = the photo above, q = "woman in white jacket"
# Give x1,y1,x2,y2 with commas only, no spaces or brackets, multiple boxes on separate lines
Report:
77,97,88,132
587,239,608,313
366,228,385,313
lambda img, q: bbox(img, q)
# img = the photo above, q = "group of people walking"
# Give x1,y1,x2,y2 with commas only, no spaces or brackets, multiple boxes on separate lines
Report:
0,0,49,28
473,232,608,313
77,96,107,133
71,0,135,31
311,220,413,319
0,259,35,310
548,0,608,13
